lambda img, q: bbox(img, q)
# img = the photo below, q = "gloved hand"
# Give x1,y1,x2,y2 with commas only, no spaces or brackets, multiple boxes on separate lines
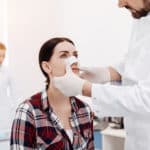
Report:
80,66,111,83
53,64,85,97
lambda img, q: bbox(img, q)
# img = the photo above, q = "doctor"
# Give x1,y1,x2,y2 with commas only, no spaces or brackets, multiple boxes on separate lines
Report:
53,0,150,150
0,42,19,137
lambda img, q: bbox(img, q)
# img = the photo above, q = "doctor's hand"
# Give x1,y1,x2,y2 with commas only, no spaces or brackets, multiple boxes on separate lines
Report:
53,64,86,97
79,66,111,83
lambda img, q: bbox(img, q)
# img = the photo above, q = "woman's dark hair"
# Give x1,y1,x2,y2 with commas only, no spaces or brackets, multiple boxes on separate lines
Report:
39,37,75,89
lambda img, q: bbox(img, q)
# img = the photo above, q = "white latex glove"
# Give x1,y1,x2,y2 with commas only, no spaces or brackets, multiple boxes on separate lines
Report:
80,66,111,83
53,64,85,97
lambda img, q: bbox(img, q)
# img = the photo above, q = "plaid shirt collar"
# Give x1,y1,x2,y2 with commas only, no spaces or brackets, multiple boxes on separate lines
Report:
40,90,88,149
41,89,78,111
41,89,79,129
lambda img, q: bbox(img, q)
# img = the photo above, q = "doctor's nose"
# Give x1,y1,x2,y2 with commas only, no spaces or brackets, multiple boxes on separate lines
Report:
118,0,127,8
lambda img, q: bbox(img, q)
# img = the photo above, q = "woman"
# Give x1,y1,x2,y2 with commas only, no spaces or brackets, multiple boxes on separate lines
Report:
10,37,94,150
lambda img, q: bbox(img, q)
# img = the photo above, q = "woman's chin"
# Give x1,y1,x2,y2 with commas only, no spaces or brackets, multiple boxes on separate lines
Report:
72,69,79,75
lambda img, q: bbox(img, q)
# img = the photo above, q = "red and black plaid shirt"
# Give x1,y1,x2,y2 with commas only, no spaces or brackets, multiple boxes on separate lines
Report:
10,90,94,150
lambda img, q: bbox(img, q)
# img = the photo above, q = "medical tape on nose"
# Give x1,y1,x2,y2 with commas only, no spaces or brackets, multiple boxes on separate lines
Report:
65,56,78,66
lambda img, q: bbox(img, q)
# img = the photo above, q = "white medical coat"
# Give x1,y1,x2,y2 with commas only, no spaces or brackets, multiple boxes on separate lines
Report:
92,13,150,150
0,65,19,135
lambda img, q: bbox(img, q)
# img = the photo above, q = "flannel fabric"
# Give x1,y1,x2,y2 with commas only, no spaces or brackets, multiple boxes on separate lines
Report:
10,90,94,150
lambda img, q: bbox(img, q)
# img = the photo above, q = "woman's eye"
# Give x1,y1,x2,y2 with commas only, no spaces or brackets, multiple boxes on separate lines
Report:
74,54,78,58
60,54,68,58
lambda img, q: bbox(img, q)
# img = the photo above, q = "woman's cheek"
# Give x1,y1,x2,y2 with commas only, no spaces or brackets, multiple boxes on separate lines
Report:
51,62,66,77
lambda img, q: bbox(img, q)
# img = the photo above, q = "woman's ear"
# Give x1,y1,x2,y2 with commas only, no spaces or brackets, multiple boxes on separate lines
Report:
41,61,52,75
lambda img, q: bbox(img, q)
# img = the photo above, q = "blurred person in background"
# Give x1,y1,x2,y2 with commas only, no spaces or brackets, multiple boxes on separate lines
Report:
0,42,19,139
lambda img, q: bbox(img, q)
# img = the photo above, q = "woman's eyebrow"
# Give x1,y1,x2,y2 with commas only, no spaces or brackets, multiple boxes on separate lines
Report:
59,50,78,54
59,50,69,53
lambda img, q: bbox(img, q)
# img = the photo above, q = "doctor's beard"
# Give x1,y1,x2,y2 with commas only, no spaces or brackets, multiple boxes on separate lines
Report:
125,5,149,19
131,9,148,18
125,0,150,19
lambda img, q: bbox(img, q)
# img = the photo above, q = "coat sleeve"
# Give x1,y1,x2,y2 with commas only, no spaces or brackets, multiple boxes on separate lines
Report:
92,82,150,117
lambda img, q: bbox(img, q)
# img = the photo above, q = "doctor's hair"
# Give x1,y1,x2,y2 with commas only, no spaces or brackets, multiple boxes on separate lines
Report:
39,37,75,89
0,42,6,51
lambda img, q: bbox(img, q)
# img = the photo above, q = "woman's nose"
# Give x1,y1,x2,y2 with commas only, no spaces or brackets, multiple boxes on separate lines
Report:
65,56,78,66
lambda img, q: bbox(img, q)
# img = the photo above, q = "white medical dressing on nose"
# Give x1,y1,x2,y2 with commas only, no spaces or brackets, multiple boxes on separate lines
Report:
65,56,78,66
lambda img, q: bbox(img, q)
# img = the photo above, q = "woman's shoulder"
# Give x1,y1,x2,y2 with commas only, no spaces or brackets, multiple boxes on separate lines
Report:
17,92,43,111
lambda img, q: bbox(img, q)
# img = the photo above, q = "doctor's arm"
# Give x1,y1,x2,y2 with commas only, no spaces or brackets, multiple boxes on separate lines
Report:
80,66,121,83
83,80,150,117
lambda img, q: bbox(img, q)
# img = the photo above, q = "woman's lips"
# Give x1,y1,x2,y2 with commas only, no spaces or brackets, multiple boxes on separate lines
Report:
72,67,79,73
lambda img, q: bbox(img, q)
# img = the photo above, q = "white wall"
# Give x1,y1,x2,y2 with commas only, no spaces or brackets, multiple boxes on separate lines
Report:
8,0,65,98
0,0,5,42
6,0,132,99
62,0,132,66
0,0,8,50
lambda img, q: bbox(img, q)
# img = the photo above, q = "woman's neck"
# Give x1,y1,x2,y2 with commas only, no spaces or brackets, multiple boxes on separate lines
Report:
47,85,70,108
47,85,72,130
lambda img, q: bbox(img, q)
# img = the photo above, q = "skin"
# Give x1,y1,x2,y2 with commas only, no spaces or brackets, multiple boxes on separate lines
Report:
0,49,6,65
42,41,79,129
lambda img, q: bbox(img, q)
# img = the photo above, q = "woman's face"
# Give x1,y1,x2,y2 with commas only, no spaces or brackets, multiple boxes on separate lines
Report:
48,41,79,77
